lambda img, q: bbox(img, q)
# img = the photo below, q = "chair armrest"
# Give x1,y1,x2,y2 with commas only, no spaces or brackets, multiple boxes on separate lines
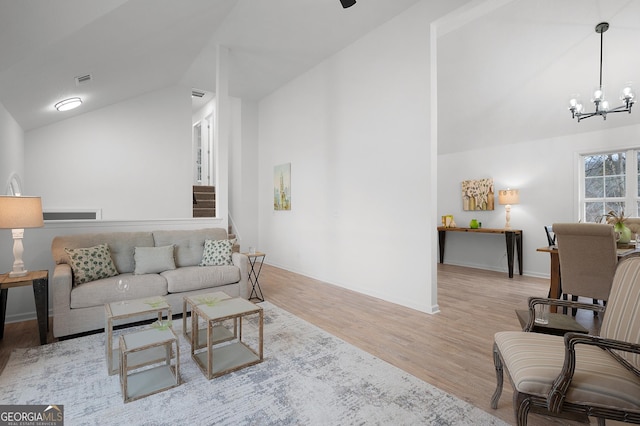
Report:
547,332,640,413
523,297,606,332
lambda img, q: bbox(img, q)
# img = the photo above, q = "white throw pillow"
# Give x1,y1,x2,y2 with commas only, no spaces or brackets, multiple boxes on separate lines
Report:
134,245,176,274
200,239,236,266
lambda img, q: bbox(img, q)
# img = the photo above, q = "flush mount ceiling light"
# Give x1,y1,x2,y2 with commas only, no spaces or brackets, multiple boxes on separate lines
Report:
340,0,356,8
568,22,635,122
54,97,82,112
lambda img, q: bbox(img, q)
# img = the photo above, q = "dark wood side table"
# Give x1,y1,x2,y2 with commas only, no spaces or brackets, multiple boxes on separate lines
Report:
0,270,49,345
437,227,523,278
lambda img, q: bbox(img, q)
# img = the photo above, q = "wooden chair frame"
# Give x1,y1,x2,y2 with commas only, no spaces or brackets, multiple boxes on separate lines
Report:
492,296,640,425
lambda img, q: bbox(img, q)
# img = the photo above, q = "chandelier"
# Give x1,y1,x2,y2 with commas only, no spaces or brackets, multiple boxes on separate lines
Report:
568,22,635,122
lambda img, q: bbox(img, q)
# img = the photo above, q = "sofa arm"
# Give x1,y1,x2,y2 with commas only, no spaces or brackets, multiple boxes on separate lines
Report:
52,263,73,336
52,263,72,312
232,252,249,299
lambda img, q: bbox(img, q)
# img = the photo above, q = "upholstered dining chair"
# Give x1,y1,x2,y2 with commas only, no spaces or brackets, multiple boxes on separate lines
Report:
492,256,640,425
552,223,617,315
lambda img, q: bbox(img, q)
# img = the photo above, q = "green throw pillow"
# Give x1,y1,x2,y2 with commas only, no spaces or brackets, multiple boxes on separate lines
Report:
200,239,236,266
64,243,119,285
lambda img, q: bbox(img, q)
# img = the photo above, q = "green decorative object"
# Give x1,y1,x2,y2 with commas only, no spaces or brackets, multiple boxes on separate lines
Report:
605,209,632,245
196,296,221,307
469,219,479,229
151,320,172,330
615,222,632,244
144,298,166,308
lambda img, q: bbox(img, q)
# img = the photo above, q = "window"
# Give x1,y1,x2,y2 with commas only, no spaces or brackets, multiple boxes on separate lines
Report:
580,149,640,222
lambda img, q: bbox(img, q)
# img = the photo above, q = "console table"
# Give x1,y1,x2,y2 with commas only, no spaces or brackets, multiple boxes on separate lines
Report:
437,227,523,278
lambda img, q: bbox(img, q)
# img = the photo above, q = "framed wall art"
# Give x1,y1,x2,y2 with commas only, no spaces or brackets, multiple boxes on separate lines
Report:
461,178,494,211
274,163,291,211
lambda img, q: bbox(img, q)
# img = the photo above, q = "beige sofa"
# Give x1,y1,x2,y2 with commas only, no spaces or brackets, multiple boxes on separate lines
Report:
51,228,248,338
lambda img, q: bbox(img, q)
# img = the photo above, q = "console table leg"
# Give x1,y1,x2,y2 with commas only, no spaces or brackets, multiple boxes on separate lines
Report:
516,233,523,275
438,230,446,263
505,232,515,278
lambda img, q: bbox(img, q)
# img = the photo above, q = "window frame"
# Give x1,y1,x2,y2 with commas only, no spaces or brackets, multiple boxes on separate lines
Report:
578,148,640,222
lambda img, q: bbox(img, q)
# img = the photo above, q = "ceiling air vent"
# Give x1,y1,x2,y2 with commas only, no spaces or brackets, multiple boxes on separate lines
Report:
75,74,92,86
191,89,206,98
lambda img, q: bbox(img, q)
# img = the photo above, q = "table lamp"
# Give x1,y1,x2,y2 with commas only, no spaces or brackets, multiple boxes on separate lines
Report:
498,189,519,230
0,196,44,277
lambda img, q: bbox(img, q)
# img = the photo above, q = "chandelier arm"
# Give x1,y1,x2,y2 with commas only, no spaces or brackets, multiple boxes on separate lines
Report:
606,106,633,114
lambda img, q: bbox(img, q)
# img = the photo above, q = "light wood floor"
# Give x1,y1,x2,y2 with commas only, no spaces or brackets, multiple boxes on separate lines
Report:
0,263,612,425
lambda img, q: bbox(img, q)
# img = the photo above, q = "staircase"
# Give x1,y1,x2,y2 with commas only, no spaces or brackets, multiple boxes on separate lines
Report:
192,185,215,217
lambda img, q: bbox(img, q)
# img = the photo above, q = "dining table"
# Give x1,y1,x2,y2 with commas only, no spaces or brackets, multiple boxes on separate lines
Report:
536,245,640,313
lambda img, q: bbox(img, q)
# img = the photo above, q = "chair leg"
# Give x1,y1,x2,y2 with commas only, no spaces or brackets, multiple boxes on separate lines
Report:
571,295,578,316
596,417,605,426
562,293,568,315
491,343,503,409
593,299,599,317
513,391,531,426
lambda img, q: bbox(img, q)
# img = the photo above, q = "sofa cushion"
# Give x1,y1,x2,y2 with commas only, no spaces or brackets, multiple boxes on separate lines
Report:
152,228,229,267
70,273,168,309
64,244,119,285
200,239,236,266
162,265,240,293
134,245,176,274
53,232,154,274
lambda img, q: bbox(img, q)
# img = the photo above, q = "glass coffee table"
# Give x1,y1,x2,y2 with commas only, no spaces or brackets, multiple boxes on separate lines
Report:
182,291,232,345
190,297,263,379
119,326,180,403
104,296,172,375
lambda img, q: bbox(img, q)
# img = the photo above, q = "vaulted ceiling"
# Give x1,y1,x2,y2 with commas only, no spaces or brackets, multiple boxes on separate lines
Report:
0,0,423,130
438,0,640,153
1,0,639,154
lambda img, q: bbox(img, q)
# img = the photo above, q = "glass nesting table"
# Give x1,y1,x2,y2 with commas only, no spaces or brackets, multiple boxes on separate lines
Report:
104,296,172,375
189,296,263,379
119,326,180,403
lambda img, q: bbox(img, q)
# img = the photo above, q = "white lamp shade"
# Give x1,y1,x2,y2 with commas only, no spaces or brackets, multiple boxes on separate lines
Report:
0,196,44,229
498,189,519,205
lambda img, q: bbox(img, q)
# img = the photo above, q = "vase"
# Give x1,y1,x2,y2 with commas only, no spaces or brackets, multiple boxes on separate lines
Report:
470,219,479,229
615,222,632,245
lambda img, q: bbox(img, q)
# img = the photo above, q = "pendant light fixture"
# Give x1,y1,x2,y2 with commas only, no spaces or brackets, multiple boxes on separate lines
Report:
568,22,635,122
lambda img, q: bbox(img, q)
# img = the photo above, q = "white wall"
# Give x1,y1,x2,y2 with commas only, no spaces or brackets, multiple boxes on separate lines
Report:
25,85,193,221
229,98,260,251
0,85,234,323
0,101,24,194
255,1,466,313
438,123,640,277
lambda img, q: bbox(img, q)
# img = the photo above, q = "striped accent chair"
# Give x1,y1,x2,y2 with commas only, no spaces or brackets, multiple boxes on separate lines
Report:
491,256,640,425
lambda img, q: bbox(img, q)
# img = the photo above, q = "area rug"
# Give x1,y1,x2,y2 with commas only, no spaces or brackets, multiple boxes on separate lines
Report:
0,302,507,425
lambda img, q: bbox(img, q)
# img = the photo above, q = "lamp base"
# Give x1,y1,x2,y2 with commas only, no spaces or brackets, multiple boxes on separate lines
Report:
9,228,28,278
9,269,28,278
